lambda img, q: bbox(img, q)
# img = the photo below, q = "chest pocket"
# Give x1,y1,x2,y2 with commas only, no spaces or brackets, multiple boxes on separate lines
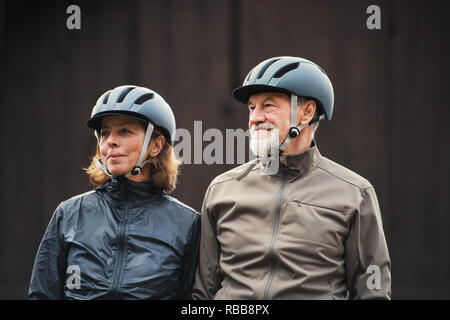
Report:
280,200,349,251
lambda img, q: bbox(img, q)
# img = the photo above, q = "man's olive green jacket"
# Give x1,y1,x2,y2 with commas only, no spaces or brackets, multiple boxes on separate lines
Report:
193,143,391,300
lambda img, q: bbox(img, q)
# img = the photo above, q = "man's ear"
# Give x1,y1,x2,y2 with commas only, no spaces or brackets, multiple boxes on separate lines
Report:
148,135,165,158
299,100,317,125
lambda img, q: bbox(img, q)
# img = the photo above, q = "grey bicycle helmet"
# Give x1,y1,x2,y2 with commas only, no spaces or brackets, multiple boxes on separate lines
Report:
232,56,334,153
87,85,176,178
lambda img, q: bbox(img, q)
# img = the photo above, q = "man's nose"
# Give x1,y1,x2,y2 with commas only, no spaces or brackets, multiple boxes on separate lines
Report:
249,106,266,128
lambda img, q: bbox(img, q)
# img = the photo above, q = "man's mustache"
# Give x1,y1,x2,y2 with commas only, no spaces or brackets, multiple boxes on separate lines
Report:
250,122,278,132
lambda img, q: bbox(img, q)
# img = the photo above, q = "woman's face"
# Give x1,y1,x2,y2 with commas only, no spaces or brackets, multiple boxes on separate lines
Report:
98,115,147,178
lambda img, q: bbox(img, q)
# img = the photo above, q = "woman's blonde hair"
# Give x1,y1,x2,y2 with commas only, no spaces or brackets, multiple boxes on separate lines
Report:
84,130,181,194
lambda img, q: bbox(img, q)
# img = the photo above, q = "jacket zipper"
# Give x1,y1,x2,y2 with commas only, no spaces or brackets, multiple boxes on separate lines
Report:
111,200,129,297
263,169,288,299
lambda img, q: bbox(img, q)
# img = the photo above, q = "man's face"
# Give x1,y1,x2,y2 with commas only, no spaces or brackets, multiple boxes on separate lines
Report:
247,92,291,156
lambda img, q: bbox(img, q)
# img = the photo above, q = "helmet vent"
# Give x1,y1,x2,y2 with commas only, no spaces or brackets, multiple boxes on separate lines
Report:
102,91,111,104
134,93,154,105
117,87,136,103
245,68,254,82
272,62,299,78
256,58,280,79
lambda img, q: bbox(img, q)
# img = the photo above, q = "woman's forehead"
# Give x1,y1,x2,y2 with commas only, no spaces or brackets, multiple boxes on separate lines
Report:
101,115,144,128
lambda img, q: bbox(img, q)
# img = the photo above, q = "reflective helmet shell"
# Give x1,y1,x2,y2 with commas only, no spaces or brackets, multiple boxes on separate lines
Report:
87,85,176,145
232,56,334,120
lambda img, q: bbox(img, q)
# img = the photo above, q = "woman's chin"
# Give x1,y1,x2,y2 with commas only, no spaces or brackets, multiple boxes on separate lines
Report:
107,166,129,177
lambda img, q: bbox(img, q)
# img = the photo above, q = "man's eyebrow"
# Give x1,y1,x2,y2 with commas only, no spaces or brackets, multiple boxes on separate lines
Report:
248,96,276,105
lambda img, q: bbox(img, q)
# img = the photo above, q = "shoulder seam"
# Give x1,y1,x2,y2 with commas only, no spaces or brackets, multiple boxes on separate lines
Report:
210,175,236,187
165,196,199,215
316,165,365,192
210,162,260,187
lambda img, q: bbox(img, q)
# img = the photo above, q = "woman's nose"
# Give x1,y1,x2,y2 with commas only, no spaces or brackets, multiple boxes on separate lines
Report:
106,132,119,147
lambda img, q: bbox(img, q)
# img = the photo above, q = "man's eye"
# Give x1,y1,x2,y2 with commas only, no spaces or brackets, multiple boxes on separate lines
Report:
100,131,108,137
264,103,274,108
248,105,255,111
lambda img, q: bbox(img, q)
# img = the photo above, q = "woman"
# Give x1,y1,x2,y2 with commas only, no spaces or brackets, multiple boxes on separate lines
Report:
28,85,200,299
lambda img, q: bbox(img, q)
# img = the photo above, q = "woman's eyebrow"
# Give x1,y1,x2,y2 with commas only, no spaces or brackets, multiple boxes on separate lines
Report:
124,123,140,129
102,121,138,129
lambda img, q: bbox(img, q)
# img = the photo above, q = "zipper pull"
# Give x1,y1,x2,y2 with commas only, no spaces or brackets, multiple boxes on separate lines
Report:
294,200,302,207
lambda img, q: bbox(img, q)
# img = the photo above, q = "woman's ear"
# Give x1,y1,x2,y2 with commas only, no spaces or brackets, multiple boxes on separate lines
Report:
148,135,165,158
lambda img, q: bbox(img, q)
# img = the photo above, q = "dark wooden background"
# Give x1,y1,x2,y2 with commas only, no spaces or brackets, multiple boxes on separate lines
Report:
1,0,449,299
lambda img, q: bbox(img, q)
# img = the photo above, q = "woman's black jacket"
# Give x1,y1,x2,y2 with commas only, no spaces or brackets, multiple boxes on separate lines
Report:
28,179,201,299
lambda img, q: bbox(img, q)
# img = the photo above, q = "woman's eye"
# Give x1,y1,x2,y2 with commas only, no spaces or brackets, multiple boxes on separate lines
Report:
119,128,131,134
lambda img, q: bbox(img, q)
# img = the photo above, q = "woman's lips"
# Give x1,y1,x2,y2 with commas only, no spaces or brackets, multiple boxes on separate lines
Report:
108,155,124,161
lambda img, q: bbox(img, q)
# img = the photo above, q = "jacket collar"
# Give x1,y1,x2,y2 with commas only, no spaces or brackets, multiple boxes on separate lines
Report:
96,178,163,205
235,140,322,180
279,140,322,174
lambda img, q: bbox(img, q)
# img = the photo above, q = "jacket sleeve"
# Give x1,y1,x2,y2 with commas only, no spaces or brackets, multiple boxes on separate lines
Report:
177,213,201,299
28,205,67,299
345,187,391,299
192,186,222,300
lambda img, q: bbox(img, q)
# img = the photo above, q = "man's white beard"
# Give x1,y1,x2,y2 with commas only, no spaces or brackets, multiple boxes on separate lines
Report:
249,123,280,158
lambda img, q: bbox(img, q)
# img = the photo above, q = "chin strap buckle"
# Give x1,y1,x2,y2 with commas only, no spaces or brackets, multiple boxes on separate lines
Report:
289,127,300,138
131,166,142,176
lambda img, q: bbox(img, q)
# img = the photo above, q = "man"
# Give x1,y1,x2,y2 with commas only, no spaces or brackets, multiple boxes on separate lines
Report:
193,56,391,300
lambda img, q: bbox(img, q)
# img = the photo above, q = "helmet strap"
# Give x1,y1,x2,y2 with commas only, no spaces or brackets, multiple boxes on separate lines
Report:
125,122,154,178
279,94,325,154
96,158,114,177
